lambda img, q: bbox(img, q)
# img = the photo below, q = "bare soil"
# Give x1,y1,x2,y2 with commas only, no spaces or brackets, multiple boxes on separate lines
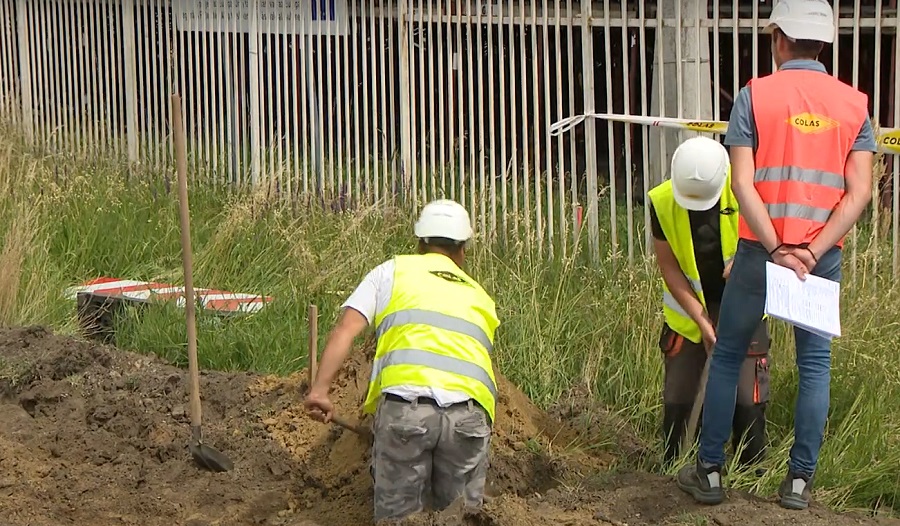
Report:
0,325,895,526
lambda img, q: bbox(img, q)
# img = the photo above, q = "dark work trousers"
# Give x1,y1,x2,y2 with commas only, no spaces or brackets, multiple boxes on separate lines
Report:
659,302,770,468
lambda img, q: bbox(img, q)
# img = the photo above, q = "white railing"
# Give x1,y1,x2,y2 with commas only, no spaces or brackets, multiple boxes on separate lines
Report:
0,1,898,278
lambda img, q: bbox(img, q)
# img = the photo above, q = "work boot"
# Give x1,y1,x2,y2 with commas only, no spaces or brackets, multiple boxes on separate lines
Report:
778,471,814,510
676,458,725,505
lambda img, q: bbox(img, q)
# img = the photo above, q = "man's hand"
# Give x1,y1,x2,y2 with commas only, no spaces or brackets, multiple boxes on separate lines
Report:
302,307,369,425
304,388,335,423
772,246,809,280
790,246,818,273
723,259,734,280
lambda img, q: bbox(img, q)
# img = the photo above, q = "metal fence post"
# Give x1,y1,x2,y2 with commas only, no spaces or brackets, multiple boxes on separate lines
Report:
248,0,262,187
15,0,33,142
121,0,139,163
580,0,600,262
398,0,414,205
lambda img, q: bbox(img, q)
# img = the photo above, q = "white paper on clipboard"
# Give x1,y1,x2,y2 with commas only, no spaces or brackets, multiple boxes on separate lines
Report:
764,262,841,340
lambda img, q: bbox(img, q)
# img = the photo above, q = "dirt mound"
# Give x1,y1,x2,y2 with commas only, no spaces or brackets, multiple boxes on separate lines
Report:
0,326,895,526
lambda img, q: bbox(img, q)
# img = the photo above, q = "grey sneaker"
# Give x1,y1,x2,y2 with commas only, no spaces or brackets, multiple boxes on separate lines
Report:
778,471,814,510
676,459,725,505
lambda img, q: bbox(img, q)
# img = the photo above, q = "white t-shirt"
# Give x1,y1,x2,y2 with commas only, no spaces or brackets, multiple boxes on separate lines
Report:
342,257,473,407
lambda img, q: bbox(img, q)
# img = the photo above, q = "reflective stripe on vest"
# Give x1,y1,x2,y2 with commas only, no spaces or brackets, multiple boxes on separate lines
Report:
375,308,494,354
742,69,869,246
362,253,500,421
370,348,498,399
647,174,739,344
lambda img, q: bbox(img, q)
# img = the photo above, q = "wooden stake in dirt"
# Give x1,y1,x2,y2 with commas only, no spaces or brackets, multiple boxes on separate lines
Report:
308,303,318,386
172,93,234,473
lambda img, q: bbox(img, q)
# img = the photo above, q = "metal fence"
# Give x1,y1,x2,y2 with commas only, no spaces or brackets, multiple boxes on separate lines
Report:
0,0,898,276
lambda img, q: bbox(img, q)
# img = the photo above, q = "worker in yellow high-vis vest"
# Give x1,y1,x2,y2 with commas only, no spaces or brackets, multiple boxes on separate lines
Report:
647,136,770,469
304,199,500,523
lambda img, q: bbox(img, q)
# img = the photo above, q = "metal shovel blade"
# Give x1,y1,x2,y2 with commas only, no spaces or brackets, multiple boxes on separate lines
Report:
189,441,234,473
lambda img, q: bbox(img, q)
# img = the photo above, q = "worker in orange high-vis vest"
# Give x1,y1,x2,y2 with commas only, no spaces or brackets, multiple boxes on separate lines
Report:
677,0,876,512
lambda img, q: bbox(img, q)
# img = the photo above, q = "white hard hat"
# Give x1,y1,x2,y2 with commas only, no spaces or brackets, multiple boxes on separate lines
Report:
414,199,473,243
670,136,730,212
763,0,835,44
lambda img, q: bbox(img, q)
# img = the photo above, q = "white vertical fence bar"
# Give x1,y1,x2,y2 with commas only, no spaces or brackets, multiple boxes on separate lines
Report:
414,0,424,203
318,7,327,195
299,6,310,196
101,0,113,154
566,0,577,247
601,0,617,257
464,0,475,229
0,1,898,274
478,0,487,241
0,0,10,119
28,0,43,145
70,3,87,153
335,2,346,202
151,0,164,167
871,0,882,280
280,7,289,193
541,0,552,256
361,0,371,202
351,0,360,202
552,0,564,257
122,0,138,163
263,6,272,187
581,0,599,261
248,0,261,186
894,4,900,277
69,0,84,152
60,0,73,147
37,0,54,152
507,0,518,239
498,0,509,242
435,1,446,201
325,2,336,196
654,1,667,191
530,1,542,254
638,0,650,254
398,0,412,202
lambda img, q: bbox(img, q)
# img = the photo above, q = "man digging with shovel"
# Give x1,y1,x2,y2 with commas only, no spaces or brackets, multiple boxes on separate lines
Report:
304,199,501,523
647,137,770,471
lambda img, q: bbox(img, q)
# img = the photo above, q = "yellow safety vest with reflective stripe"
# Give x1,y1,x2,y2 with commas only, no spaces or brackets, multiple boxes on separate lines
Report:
647,173,739,344
362,253,500,422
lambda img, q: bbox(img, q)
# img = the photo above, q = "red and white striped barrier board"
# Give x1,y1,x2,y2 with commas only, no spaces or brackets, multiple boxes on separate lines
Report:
65,277,274,314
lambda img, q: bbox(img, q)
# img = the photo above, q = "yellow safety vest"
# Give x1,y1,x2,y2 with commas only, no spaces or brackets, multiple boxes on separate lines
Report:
362,253,501,422
647,173,739,344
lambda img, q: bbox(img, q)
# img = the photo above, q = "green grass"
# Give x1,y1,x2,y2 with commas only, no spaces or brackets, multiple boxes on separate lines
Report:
1,123,899,517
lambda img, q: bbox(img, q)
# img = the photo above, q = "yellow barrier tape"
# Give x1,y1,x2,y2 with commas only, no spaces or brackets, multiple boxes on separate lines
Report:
550,112,898,155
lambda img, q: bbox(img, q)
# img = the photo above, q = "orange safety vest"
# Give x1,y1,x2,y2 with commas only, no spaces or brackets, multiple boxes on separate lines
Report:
741,69,870,247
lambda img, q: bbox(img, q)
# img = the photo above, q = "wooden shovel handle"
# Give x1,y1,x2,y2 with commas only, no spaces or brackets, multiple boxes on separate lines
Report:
682,355,711,455
172,94,202,430
331,414,371,438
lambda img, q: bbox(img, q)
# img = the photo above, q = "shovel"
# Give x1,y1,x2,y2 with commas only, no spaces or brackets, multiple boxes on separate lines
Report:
172,94,234,473
307,304,372,440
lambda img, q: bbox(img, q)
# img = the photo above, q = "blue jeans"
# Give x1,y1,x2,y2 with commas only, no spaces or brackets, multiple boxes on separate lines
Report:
697,239,842,477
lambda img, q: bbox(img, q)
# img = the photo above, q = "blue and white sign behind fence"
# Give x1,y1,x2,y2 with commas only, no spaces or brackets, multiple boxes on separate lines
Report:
173,0,349,35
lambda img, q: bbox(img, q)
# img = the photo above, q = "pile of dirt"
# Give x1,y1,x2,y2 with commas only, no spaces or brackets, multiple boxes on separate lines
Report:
0,326,896,526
